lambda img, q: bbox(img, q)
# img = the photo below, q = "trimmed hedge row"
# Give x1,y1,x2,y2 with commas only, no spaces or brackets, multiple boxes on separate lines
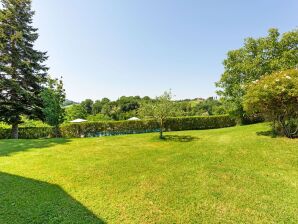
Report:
0,127,55,139
164,115,236,131
60,119,160,138
0,115,236,139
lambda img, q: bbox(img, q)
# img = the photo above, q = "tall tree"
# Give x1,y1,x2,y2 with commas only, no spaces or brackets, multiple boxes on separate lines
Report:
0,0,48,138
92,100,102,115
40,77,66,137
80,99,93,115
216,28,298,123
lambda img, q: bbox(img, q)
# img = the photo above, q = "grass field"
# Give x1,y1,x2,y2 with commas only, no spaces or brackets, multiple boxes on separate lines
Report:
0,123,297,223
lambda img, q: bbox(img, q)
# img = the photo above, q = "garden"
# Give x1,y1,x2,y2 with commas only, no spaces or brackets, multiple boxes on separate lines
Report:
0,0,297,223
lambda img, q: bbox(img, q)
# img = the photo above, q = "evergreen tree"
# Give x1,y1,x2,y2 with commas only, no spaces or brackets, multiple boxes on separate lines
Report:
0,0,48,138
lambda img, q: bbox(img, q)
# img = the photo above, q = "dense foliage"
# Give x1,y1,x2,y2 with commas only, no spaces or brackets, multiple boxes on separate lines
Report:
64,95,226,123
65,104,88,121
40,77,66,136
0,0,48,138
244,69,298,138
0,126,54,139
164,115,236,131
216,28,298,123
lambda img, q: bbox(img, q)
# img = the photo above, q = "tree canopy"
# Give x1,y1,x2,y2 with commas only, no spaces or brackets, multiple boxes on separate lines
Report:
0,0,48,138
216,28,298,123
40,77,66,136
139,91,181,138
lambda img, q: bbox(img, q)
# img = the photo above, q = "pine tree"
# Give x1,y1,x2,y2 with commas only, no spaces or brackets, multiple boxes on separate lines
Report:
0,0,48,138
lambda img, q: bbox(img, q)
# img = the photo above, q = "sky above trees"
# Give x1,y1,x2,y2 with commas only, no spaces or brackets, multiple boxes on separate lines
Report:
32,0,298,101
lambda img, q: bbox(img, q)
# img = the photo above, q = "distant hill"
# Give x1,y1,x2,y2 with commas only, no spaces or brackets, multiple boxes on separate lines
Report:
62,99,78,107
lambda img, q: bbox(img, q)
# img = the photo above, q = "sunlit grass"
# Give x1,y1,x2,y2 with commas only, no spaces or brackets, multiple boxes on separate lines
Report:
0,123,297,223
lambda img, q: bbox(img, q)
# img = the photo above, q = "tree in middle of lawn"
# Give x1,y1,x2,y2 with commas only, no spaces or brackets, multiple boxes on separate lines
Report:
138,90,181,139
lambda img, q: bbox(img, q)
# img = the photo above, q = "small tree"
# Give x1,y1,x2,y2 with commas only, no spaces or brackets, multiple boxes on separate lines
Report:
139,90,180,139
243,69,298,138
40,77,66,137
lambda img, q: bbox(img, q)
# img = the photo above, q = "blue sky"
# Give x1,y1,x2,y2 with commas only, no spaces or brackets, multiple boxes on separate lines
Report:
32,0,298,101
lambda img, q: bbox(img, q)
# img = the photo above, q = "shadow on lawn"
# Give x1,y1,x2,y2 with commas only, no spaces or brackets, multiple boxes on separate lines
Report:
256,130,277,138
0,172,105,224
0,138,71,157
162,135,199,142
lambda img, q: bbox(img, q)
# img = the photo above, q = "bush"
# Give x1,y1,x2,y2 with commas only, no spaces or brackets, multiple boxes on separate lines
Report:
0,115,236,139
0,127,54,139
244,69,298,138
164,115,236,131
60,120,160,138
60,115,236,138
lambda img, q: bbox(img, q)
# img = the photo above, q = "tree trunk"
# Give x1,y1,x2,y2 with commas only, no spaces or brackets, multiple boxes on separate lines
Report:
54,125,61,138
159,120,163,139
11,123,19,139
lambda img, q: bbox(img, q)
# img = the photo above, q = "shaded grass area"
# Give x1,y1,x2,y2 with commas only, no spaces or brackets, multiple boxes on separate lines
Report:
162,134,199,142
0,172,104,224
0,123,297,223
0,138,70,157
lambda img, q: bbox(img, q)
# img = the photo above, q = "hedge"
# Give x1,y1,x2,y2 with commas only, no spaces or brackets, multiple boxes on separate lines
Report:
0,127,54,139
60,119,160,138
0,115,236,139
164,115,236,131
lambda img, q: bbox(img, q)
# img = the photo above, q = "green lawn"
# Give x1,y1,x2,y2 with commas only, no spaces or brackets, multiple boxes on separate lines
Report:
0,123,297,223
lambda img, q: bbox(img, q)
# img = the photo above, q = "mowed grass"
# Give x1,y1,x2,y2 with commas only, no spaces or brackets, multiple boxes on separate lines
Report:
0,123,297,224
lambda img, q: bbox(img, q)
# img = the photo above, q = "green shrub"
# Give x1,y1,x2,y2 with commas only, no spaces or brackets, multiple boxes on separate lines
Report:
164,115,236,131
0,127,54,139
244,69,298,138
60,120,159,138
60,115,236,138
0,115,236,139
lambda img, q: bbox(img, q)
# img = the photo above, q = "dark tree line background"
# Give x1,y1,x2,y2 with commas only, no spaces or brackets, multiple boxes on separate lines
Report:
64,96,226,122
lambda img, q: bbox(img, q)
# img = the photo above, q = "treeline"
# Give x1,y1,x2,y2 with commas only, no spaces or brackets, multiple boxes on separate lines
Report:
64,96,226,122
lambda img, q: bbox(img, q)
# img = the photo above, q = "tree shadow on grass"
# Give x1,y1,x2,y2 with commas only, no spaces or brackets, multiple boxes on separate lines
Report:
256,131,277,138
0,172,105,224
0,138,71,157
162,135,199,142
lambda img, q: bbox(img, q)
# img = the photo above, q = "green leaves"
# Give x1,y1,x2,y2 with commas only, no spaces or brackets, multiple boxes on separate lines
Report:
216,28,298,122
40,77,66,129
139,90,182,138
244,69,298,138
0,0,48,138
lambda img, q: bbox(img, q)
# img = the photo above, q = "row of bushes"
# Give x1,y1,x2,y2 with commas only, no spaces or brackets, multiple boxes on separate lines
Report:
164,115,236,131
0,115,236,139
0,127,55,139
60,119,160,138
